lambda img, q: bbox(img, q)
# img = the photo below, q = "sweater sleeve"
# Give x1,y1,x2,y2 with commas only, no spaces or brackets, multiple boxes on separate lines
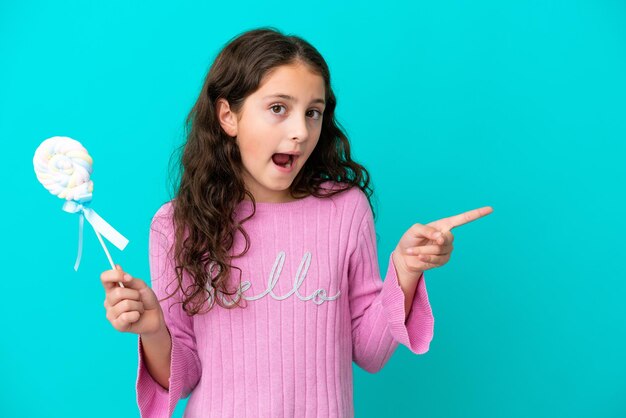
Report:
349,200,435,373
136,205,202,418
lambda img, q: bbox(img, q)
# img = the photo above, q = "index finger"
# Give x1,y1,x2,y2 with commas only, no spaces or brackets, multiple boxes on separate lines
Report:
437,206,493,230
119,275,148,291
100,267,125,291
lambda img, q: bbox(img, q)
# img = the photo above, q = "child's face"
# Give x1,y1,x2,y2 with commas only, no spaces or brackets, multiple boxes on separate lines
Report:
219,62,326,203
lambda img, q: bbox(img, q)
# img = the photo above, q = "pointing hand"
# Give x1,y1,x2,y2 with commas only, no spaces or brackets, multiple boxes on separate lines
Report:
392,206,494,277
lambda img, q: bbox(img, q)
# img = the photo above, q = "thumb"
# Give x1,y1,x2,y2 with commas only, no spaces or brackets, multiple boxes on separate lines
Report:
412,223,442,241
120,275,161,311
139,286,160,311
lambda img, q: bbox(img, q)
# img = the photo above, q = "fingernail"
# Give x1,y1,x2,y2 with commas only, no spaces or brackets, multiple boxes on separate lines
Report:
406,248,413,254
434,232,442,238
124,273,131,281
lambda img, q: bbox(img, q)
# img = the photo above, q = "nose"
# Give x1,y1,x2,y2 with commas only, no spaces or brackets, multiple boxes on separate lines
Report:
289,114,309,143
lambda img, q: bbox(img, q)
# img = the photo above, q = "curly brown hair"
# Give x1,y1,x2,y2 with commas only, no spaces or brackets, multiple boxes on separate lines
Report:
159,26,377,316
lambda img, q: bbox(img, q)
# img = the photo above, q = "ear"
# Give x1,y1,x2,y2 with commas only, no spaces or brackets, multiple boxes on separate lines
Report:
216,98,238,137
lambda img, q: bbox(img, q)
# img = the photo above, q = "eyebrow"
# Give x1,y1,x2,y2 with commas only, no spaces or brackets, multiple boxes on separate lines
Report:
263,94,325,106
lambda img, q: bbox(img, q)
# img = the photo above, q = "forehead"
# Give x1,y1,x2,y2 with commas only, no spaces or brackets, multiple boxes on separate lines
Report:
255,63,325,100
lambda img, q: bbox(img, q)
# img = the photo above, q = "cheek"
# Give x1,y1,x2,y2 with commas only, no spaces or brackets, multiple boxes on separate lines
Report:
311,123,323,141
237,134,268,166
307,130,322,152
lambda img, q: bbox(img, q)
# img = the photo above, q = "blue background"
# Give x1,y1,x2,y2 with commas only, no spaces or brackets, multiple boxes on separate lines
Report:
2,1,625,417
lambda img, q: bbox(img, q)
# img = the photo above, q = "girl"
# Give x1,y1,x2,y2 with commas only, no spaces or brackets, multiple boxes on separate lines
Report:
101,27,492,418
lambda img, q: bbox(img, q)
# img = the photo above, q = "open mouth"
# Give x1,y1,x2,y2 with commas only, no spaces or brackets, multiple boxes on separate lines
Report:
271,153,296,169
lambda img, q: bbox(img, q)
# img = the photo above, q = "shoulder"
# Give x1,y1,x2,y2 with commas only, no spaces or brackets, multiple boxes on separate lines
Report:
317,180,373,230
318,180,369,206
150,200,175,237
153,200,174,219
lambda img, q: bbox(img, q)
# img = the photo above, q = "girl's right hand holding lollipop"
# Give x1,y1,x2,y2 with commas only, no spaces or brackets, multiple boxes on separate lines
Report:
102,266,173,389
101,265,165,336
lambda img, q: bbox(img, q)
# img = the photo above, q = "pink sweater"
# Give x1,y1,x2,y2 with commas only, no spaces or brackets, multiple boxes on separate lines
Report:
136,181,435,417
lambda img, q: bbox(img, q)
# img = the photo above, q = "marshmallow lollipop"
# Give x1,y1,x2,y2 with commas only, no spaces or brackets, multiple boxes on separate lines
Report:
33,136,129,274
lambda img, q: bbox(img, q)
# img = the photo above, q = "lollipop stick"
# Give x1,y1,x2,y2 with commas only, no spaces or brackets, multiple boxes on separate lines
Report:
94,229,125,288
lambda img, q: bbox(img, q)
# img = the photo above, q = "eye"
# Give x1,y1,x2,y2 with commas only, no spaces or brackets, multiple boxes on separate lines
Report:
270,103,323,120
307,109,323,120
270,104,286,115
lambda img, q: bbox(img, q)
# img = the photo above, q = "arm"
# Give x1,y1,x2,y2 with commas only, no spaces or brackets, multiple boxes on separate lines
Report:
391,250,423,323
349,195,435,373
136,204,201,418
140,322,172,390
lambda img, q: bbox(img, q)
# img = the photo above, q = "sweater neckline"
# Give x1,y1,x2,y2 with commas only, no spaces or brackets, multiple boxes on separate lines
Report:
236,193,317,213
